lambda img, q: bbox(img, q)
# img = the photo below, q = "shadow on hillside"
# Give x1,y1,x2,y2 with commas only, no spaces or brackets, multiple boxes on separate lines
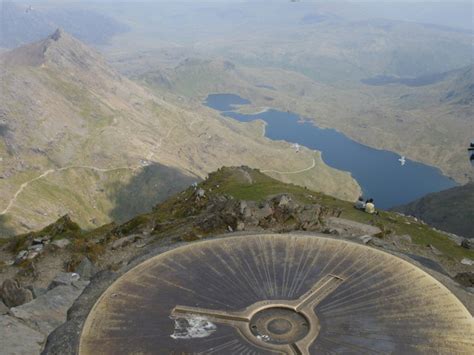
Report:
108,163,199,224
0,215,16,238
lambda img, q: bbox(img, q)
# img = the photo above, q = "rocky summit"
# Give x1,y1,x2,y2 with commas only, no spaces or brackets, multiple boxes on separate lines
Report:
0,167,473,354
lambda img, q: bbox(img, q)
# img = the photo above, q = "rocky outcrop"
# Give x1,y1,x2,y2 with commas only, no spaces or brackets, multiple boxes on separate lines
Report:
10,281,89,336
455,272,474,288
0,273,89,354
1,279,34,307
0,315,45,354
187,194,342,236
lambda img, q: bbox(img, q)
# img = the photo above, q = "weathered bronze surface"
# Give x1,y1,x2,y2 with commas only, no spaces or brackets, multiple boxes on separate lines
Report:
79,234,474,354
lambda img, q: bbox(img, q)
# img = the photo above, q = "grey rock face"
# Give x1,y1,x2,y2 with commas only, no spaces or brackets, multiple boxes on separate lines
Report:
325,217,382,237
10,283,89,336
48,273,80,290
0,300,9,314
461,238,474,250
277,194,291,207
359,235,373,244
75,257,97,280
252,203,273,220
111,235,142,250
0,315,45,354
51,239,71,249
1,279,34,307
27,286,48,299
42,271,117,355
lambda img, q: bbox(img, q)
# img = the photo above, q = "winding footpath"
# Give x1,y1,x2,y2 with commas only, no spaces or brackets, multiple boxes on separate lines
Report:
1,125,314,216
0,124,181,216
0,165,137,216
261,158,316,175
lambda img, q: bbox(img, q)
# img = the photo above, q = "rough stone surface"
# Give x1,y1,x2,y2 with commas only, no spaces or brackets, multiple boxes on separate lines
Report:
0,315,45,355
27,286,47,299
461,258,474,266
358,235,372,244
368,237,394,250
42,271,118,355
10,282,89,335
0,299,9,314
48,273,80,290
75,257,97,280
111,235,141,250
461,238,474,250
51,239,71,249
454,272,474,288
1,279,34,307
325,217,382,237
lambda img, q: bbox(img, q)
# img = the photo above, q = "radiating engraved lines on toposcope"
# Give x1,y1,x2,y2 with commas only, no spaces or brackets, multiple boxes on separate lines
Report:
171,274,344,355
78,234,474,355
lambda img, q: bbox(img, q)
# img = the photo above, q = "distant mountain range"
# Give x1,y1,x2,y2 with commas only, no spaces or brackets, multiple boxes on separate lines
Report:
0,2,129,48
0,30,359,236
394,183,474,239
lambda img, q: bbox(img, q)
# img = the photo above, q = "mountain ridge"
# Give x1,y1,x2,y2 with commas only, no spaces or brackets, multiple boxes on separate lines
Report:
393,183,474,239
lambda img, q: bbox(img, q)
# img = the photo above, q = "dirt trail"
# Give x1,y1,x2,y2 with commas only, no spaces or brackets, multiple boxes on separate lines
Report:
261,158,316,175
0,125,180,216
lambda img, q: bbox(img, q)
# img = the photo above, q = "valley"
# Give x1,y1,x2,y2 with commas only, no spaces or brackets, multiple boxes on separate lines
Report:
0,30,360,236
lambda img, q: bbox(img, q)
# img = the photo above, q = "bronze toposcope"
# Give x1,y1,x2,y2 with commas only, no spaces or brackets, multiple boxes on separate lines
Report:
79,234,474,354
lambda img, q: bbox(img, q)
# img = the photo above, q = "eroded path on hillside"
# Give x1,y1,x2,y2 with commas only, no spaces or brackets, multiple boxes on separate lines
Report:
0,124,182,216
261,158,316,175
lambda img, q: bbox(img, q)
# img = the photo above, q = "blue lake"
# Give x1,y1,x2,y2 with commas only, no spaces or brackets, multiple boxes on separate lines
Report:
205,93,458,208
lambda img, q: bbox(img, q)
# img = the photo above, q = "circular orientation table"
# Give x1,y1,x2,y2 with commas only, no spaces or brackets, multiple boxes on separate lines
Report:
80,234,474,354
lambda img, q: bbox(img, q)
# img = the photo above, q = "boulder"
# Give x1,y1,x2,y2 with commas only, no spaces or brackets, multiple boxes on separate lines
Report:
325,217,382,237
49,273,80,290
236,221,245,232
253,203,273,220
27,286,47,299
323,227,344,236
51,238,71,249
75,257,97,280
27,251,41,260
1,279,34,308
368,237,393,250
10,283,89,335
454,272,474,288
15,250,28,263
276,194,291,207
461,258,474,266
0,315,44,354
28,244,44,252
196,188,205,199
0,300,9,315
461,238,474,250
359,235,373,244
239,201,250,217
111,235,141,250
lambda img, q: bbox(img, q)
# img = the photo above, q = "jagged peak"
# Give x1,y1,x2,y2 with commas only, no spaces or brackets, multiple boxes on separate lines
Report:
50,28,65,42
2,29,102,69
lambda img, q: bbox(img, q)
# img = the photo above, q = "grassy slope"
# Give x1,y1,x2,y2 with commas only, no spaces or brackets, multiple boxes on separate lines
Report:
126,167,474,262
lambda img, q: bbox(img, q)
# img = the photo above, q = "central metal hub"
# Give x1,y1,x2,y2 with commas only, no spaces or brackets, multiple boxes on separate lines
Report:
249,307,310,345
